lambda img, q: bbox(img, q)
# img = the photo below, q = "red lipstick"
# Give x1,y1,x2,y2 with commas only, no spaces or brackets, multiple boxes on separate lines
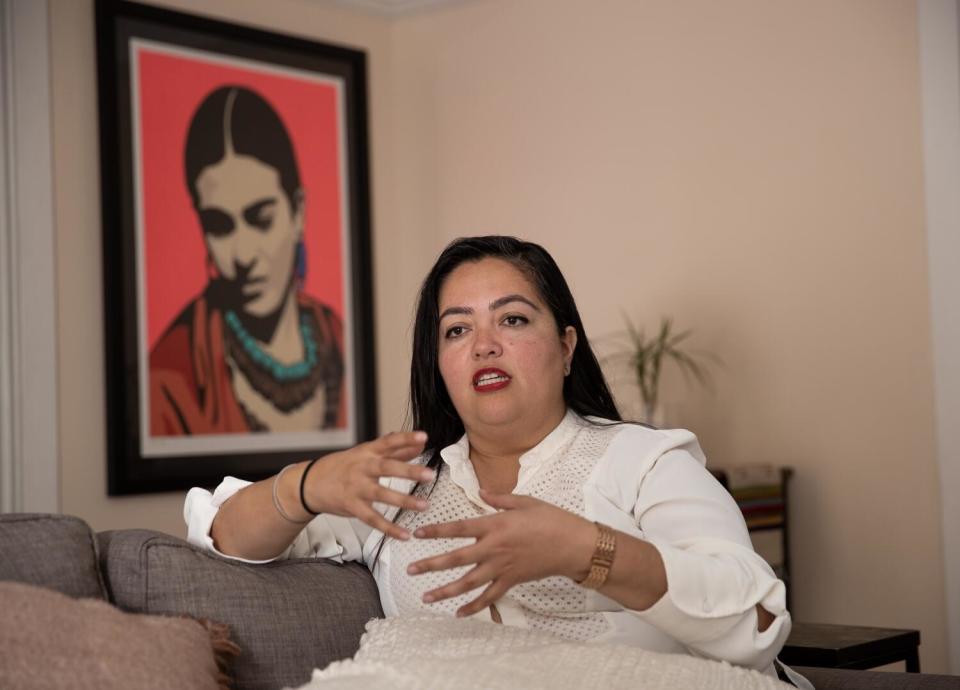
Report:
472,367,511,392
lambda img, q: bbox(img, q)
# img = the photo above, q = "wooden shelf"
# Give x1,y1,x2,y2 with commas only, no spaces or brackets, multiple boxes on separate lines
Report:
711,467,793,611
781,622,921,672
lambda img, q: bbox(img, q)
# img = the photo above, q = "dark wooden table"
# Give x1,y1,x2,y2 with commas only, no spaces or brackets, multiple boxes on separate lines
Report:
780,622,921,672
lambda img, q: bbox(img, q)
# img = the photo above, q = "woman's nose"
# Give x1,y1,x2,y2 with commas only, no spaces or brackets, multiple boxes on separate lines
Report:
472,328,503,359
233,225,261,272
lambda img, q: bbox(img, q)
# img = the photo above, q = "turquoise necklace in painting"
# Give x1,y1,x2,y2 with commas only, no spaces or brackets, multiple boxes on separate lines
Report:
224,310,318,381
223,308,325,413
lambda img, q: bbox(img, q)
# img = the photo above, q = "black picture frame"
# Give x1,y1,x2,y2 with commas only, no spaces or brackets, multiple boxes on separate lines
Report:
96,0,377,495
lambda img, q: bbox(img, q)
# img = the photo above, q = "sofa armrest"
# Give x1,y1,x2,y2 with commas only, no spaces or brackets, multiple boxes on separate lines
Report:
0,513,107,600
98,529,383,690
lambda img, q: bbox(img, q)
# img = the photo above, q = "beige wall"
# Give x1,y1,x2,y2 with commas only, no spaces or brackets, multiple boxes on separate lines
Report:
390,0,948,672
49,0,949,673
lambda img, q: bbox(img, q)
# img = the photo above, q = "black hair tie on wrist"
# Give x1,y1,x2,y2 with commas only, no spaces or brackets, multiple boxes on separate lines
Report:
299,458,321,516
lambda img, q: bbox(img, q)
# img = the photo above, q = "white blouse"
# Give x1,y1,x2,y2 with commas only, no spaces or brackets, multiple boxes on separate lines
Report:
184,411,792,678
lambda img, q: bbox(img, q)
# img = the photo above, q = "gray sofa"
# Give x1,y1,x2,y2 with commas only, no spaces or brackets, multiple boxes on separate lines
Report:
1,513,957,690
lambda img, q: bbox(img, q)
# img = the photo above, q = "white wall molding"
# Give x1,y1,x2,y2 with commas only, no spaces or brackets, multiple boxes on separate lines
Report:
0,0,59,514
919,0,960,674
0,0,15,512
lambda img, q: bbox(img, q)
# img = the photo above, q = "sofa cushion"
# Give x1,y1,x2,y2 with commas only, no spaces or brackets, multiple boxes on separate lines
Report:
0,513,107,599
0,581,237,690
98,529,384,690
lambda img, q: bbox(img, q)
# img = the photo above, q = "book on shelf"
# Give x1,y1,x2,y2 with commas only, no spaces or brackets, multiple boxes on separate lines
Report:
724,464,782,490
744,514,784,530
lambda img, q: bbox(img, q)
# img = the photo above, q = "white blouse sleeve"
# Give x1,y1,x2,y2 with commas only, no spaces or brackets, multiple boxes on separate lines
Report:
183,475,378,564
595,426,791,671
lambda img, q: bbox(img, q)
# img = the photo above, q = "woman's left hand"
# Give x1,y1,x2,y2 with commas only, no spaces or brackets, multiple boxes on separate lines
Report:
407,489,596,617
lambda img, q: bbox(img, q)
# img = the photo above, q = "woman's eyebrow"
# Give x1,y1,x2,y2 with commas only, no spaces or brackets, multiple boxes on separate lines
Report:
242,197,277,215
490,294,540,312
438,306,471,320
439,294,541,321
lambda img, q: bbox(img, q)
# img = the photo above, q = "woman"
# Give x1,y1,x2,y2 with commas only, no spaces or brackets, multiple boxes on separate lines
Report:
150,86,344,436
185,236,795,680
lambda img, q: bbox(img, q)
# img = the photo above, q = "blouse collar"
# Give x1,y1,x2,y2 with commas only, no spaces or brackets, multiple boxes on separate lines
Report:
438,409,582,508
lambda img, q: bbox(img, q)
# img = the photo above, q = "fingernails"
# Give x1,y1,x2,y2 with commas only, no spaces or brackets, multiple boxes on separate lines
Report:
396,529,411,541
414,431,427,442
415,499,429,510
414,528,426,538
455,609,465,618
422,593,435,603
421,470,436,482
406,564,420,575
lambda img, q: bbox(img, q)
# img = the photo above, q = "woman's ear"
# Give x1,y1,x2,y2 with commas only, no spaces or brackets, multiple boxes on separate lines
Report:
561,326,577,372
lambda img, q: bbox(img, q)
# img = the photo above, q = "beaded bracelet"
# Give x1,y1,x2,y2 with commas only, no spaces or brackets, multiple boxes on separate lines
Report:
299,458,321,516
272,464,311,525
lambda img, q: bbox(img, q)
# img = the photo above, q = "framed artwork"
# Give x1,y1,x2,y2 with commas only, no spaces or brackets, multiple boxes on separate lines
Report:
96,0,377,494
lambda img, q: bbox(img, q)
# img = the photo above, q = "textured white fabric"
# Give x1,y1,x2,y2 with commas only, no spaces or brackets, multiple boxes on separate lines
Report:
388,419,614,641
289,616,790,690
184,410,792,676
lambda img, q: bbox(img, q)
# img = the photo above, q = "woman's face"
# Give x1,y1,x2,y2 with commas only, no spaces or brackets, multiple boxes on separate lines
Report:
195,153,302,317
437,257,576,436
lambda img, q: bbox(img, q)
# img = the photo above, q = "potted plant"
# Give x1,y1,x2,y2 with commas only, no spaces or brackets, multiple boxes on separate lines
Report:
606,316,715,426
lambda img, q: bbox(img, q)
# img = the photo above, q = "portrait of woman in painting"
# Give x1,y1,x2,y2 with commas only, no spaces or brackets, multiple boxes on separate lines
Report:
149,85,345,436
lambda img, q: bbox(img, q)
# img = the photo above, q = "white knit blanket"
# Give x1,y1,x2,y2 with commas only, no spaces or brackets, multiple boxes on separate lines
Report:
291,616,790,690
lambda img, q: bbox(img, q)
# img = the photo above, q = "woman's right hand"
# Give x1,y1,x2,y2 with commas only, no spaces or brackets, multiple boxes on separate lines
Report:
301,431,434,540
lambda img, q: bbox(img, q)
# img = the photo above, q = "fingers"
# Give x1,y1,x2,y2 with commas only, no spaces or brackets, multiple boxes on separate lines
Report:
373,458,436,484
420,564,496,604
372,485,430,513
406,543,482,575
374,431,428,456
414,517,489,540
384,443,430,464
355,504,412,542
456,582,507,618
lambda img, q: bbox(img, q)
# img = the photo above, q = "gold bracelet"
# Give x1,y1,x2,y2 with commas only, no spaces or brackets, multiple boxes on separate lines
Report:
576,522,616,590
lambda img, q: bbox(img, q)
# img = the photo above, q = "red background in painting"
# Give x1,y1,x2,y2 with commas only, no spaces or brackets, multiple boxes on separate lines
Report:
137,46,345,349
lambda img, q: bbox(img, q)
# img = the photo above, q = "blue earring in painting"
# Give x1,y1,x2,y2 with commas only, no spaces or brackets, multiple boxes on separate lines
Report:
295,239,307,287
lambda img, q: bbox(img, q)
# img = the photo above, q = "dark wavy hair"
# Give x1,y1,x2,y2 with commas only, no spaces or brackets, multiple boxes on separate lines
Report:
410,235,622,466
184,85,302,212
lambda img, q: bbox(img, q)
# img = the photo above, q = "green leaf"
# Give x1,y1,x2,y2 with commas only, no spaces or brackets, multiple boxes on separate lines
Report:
610,313,717,409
